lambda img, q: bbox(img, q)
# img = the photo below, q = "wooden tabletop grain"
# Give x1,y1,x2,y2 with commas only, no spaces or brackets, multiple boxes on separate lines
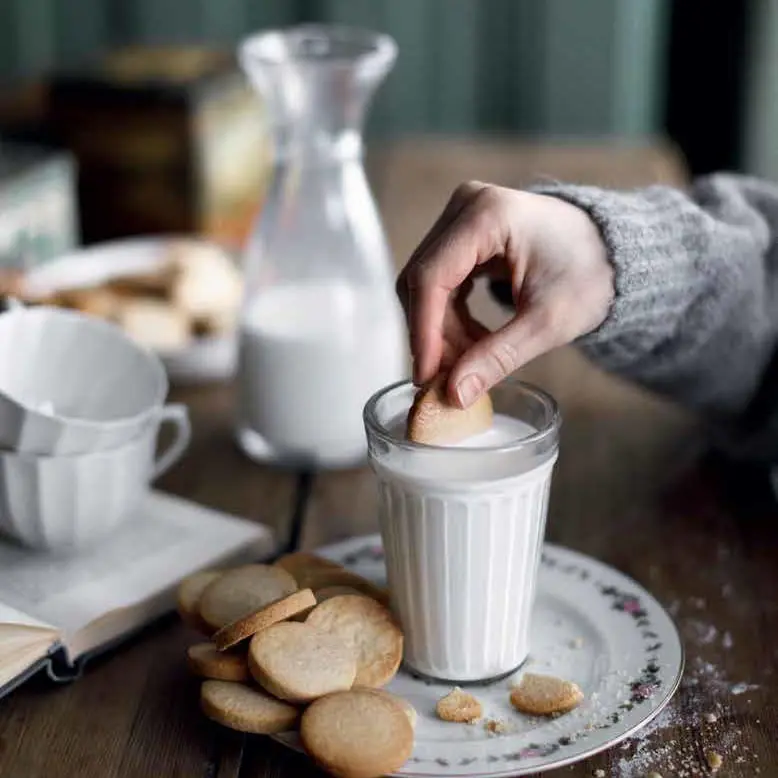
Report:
1,138,774,778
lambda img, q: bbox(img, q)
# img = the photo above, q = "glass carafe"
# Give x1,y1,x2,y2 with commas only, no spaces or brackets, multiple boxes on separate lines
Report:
236,25,408,468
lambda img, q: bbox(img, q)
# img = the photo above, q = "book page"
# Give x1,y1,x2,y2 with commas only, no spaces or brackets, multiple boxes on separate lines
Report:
0,605,61,691
0,625,60,691
0,602,54,631
0,491,274,656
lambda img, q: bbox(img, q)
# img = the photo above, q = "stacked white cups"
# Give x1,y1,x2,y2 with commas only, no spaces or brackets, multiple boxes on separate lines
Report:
0,303,191,551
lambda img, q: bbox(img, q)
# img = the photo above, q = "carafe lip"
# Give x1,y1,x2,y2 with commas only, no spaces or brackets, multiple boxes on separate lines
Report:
240,23,397,71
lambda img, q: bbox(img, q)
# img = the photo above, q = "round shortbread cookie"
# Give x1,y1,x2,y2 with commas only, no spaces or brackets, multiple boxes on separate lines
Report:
249,621,357,703
509,673,584,716
301,689,414,778
200,679,299,734
297,569,391,608
273,551,343,581
314,585,364,602
436,687,483,723
213,588,316,650
406,375,493,445
290,585,355,623
198,564,298,631
306,595,403,688
357,687,417,729
186,642,249,682
177,570,222,634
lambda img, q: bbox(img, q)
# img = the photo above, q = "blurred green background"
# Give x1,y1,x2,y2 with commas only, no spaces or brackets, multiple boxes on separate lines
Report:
0,0,668,137
2,0,777,178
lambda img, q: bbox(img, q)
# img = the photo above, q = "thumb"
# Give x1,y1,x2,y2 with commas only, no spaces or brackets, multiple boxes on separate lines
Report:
447,305,559,407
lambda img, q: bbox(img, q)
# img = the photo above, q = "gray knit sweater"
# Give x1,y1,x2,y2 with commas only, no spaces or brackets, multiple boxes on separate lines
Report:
524,175,778,463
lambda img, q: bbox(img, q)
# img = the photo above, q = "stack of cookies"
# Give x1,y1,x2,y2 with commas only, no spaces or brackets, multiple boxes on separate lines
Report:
177,552,413,778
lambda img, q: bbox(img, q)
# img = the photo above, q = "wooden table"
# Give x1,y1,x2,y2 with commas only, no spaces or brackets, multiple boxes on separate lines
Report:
2,138,775,778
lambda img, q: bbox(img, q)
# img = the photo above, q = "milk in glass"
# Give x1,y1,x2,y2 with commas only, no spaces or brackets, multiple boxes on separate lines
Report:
365,381,560,682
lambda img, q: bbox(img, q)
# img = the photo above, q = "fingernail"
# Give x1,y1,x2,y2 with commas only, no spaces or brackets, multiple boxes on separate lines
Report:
456,374,483,407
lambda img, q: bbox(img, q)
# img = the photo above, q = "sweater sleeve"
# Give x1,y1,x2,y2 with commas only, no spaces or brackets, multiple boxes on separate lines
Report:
528,174,778,462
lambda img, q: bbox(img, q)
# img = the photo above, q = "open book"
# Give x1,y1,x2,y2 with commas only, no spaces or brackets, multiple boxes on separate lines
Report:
0,490,274,699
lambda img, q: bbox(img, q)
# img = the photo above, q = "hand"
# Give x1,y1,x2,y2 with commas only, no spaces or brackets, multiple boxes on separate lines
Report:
396,181,614,407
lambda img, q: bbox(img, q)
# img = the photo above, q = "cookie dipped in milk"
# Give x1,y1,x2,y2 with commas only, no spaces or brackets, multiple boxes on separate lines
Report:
364,377,560,683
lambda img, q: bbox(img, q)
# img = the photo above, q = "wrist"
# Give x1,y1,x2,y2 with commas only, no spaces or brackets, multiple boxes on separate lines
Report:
528,182,686,348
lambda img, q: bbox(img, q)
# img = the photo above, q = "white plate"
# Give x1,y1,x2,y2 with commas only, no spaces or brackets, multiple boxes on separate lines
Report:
275,535,683,777
21,237,238,385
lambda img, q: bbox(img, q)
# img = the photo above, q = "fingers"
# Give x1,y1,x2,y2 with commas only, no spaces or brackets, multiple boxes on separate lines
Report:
397,182,488,380
407,283,449,383
406,181,487,270
397,182,483,321
398,185,506,384
448,303,561,407
449,283,491,353
438,282,491,369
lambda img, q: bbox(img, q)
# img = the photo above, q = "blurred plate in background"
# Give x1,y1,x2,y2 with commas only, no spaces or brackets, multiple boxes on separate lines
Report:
21,236,240,385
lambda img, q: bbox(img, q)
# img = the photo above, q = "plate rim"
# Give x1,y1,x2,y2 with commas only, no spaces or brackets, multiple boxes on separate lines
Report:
392,669,684,778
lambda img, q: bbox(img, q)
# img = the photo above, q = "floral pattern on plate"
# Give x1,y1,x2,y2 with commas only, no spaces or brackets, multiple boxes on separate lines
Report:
274,536,683,778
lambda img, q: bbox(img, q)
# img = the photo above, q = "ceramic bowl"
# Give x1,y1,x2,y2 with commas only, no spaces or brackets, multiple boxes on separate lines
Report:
0,404,190,551
0,305,169,455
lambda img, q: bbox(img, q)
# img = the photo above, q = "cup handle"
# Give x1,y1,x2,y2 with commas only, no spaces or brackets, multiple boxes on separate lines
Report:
152,404,192,480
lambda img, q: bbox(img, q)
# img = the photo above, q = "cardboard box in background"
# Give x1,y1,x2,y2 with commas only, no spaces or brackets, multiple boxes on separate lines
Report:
48,46,271,250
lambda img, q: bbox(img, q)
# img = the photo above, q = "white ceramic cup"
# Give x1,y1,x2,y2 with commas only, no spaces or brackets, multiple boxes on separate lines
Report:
0,304,169,455
363,379,560,683
0,404,190,551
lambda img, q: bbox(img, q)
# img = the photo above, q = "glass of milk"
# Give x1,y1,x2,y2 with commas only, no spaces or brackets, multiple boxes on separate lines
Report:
364,379,560,683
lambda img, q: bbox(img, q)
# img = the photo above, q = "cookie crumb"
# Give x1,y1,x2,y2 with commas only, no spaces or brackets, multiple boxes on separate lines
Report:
703,711,718,723
570,637,585,649
706,751,723,771
484,718,510,735
593,770,606,777
646,772,663,778
436,687,483,723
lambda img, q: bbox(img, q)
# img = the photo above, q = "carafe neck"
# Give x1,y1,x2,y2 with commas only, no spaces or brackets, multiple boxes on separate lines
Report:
268,105,365,163
240,26,396,164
